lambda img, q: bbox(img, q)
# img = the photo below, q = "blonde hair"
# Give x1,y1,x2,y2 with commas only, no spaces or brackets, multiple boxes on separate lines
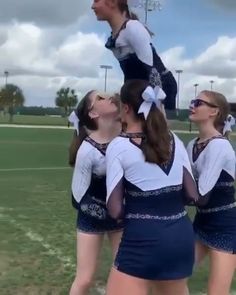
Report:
201,90,230,134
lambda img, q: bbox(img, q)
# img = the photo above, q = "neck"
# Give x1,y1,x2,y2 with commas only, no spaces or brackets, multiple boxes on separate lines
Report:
93,129,114,142
125,120,143,134
107,13,128,35
90,122,120,143
197,121,221,142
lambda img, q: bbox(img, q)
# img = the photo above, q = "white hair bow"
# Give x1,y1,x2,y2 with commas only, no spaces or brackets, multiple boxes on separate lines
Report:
138,86,166,119
223,114,235,135
68,111,80,135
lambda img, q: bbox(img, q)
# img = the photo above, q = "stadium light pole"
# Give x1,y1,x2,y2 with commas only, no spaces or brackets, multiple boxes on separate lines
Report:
4,70,9,86
175,70,183,117
194,83,199,98
100,65,112,92
129,0,162,24
210,80,214,91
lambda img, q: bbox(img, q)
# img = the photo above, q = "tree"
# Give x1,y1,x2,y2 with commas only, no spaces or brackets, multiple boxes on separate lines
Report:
0,84,25,122
55,87,78,116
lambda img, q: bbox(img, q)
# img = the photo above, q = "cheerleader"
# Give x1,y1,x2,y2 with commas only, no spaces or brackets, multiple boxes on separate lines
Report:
91,0,177,110
223,114,236,140
69,90,123,295
105,80,197,295
187,90,236,295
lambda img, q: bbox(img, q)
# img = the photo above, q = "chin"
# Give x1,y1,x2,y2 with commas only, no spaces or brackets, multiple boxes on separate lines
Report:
95,15,106,21
189,114,197,122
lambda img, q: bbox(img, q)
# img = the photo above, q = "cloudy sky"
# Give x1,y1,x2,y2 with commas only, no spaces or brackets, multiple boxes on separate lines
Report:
0,0,236,107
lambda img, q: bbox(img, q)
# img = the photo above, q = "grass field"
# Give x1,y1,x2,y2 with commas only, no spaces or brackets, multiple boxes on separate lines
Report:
0,126,235,295
0,114,198,131
0,114,68,126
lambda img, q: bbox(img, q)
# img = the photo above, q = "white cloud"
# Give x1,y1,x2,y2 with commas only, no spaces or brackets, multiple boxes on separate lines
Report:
55,32,106,77
160,36,236,107
0,0,90,26
0,20,236,108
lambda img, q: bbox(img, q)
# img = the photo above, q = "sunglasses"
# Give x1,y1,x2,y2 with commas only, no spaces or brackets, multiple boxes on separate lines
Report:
190,98,218,108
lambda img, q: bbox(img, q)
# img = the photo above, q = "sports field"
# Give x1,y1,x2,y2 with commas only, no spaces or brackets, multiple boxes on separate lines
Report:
0,124,235,295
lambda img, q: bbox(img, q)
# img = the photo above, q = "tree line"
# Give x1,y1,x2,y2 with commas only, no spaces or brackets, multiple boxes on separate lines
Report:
0,83,78,122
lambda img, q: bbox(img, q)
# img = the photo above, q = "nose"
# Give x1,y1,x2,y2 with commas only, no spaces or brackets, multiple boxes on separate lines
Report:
91,1,95,10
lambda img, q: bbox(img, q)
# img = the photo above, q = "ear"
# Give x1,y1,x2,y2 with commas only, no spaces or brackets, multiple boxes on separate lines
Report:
210,108,219,118
122,103,130,114
88,110,99,119
106,0,116,9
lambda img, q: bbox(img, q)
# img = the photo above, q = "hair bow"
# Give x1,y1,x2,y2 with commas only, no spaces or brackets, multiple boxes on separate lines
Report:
138,86,166,119
68,111,80,135
223,114,235,135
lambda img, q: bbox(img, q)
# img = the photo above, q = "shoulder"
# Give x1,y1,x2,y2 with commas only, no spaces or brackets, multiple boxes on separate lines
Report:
124,20,149,36
77,140,95,160
172,132,187,150
186,137,197,152
208,137,234,155
107,136,127,155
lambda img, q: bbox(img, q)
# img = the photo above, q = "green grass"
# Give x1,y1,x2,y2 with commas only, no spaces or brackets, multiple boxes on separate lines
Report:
0,114,195,131
0,127,235,295
0,114,67,126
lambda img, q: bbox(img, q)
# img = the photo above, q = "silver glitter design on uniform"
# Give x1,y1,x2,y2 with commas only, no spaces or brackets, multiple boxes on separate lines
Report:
126,210,187,220
127,184,182,197
197,202,236,214
80,203,107,220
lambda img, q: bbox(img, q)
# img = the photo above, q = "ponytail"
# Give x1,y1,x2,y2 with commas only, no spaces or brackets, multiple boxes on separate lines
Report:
120,79,171,165
68,126,88,167
141,105,170,165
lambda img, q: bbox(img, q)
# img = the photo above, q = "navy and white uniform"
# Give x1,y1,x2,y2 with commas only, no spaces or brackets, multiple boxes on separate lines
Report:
106,132,194,280
71,137,123,233
105,20,177,110
187,136,236,253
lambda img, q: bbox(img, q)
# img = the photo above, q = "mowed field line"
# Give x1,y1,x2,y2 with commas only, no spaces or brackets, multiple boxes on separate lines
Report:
1,208,236,295
0,208,75,269
0,207,105,295
1,123,236,136
0,166,71,172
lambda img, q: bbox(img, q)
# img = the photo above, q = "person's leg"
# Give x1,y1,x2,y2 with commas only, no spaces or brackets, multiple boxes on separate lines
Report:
195,240,209,266
106,268,150,295
107,230,123,259
153,279,189,295
207,249,236,295
69,231,104,295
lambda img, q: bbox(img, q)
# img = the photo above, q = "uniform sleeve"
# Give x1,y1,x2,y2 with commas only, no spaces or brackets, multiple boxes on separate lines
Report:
186,139,195,162
198,140,234,196
106,139,125,219
106,140,124,201
71,142,93,208
175,135,199,204
174,134,193,175
125,20,153,66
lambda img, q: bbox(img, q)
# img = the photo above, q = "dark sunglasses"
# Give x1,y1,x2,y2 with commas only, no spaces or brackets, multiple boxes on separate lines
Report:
190,98,218,108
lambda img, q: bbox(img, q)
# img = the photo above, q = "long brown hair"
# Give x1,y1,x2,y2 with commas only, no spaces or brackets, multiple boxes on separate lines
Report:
68,91,98,166
201,90,230,135
120,80,171,165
